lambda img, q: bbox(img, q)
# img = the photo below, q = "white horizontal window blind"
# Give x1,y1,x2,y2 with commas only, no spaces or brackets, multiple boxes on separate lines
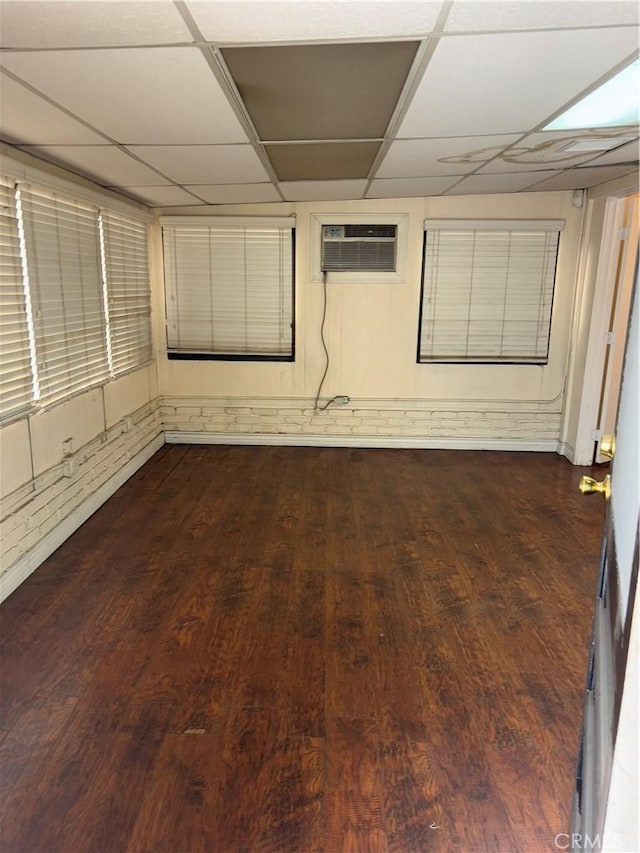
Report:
162,218,294,359
19,185,109,402
0,179,33,418
101,210,152,375
419,219,563,364
0,177,153,423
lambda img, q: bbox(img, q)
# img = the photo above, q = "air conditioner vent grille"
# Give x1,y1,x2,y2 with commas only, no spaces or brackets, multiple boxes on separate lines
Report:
321,224,397,273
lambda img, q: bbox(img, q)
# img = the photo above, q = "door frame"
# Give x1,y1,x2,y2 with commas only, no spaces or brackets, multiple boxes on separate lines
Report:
595,197,638,463
572,189,638,466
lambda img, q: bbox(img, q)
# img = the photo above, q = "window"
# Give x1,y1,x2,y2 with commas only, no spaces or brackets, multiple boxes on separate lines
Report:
161,216,295,360
310,213,408,284
0,179,33,418
101,210,152,375
20,185,109,403
0,178,152,422
418,219,564,364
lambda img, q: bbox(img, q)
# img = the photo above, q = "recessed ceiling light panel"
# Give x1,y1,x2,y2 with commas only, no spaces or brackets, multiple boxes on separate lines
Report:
545,59,640,130
557,136,636,153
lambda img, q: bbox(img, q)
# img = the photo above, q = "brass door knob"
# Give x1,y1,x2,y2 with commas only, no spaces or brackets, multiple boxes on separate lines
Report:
579,474,611,500
600,434,616,459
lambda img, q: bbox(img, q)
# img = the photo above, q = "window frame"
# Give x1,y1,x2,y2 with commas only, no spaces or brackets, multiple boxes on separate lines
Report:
416,218,564,366
160,215,296,363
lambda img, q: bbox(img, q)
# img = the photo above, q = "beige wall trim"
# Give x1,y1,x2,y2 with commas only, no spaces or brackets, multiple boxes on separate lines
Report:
161,395,563,414
165,431,557,453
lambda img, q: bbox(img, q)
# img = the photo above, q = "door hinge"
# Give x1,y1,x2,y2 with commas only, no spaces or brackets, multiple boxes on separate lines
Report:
605,331,615,345
617,227,629,241
592,428,602,442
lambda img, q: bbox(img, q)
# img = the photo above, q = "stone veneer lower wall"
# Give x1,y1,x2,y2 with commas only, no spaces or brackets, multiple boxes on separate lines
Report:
161,397,562,446
0,400,162,599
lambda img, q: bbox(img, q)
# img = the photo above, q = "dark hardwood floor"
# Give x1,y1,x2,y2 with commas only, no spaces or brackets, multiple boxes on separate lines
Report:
0,445,606,852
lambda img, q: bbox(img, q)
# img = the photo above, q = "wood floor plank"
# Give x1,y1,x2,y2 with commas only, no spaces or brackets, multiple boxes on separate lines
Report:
0,446,606,852
325,717,389,853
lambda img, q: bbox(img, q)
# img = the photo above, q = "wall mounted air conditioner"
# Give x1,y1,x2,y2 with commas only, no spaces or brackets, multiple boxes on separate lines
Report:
321,224,398,272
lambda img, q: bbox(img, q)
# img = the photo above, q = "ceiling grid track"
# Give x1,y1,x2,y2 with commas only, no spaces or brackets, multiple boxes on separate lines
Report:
363,37,440,196
173,0,286,201
363,0,454,197
0,66,204,203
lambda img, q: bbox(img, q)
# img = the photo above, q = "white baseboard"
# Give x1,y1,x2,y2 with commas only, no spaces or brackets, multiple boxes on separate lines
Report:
165,431,558,452
0,434,164,603
556,440,577,463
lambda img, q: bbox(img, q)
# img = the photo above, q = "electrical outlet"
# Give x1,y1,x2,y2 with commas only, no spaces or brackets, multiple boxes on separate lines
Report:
335,395,350,405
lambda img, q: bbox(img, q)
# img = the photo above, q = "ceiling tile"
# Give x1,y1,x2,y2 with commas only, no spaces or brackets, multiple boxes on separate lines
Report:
183,184,281,204
186,1,443,43
525,164,638,191
398,28,639,138
375,135,521,178
367,176,460,198
266,142,381,181
20,145,170,186
444,171,561,195
444,1,639,31
222,42,418,141
127,145,269,184
112,186,204,207
0,48,248,144
475,131,626,174
279,180,367,201
0,73,107,145
585,138,639,167
0,1,194,48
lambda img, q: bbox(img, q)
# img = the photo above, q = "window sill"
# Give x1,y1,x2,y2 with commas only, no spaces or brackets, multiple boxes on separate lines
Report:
167,352,294,363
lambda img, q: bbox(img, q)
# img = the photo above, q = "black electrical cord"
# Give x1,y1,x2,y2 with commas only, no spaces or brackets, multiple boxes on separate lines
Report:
313,270,339,413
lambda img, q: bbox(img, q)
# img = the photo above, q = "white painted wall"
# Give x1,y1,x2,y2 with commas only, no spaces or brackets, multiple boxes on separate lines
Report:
156,191,584,447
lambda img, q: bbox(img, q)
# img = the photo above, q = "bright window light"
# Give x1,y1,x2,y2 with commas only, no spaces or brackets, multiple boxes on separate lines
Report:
545,59,639,130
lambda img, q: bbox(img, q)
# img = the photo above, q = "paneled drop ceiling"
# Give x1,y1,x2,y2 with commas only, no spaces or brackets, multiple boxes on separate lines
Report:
0,0,638,208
